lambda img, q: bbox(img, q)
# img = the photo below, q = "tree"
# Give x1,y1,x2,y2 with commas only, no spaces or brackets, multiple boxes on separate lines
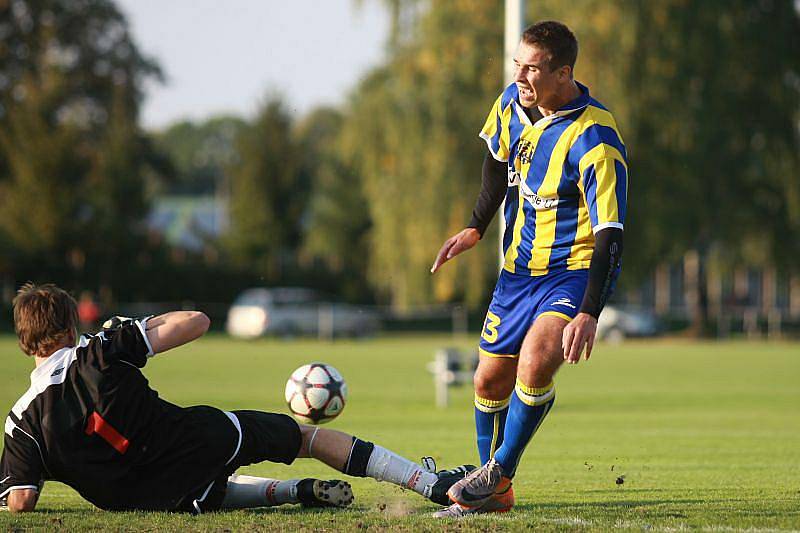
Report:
0,0,163,298
297,107,372,301
225,98,304,280
529,0,800,332
155,116,246,195
341,0,504,308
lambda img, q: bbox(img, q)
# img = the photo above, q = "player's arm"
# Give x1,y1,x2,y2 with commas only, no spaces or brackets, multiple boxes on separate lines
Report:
563,147,627,363
2,431,44,513
563,228,624,363
431,152,507,273
144,311,210,355
6,488,38,512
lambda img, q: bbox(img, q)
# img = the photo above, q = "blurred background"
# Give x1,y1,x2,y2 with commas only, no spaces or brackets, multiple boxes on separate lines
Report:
0,0,799,340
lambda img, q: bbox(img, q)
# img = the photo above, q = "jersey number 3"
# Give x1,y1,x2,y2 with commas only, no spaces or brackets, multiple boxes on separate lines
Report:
482,311,501,343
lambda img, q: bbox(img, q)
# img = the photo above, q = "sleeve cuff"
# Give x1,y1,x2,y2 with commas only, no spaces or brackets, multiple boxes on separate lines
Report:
478,132,508,163
0,485,40,501
592,222,624,234
135,318,155,357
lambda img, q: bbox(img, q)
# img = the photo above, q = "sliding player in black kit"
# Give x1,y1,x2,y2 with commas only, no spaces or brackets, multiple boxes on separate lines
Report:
1,283,472,513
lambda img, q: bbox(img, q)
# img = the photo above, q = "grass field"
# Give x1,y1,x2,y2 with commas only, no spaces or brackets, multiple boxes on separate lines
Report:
1,333,798,531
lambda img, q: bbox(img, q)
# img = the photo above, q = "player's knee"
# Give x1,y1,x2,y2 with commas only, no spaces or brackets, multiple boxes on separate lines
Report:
518,352,562,387
297,424,317,457
473,368,514,400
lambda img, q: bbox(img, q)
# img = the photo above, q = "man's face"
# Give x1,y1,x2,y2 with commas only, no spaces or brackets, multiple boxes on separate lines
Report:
513,41,569,109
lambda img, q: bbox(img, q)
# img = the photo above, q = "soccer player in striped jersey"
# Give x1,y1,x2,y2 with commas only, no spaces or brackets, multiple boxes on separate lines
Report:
1,284,472,513
431,21,627,516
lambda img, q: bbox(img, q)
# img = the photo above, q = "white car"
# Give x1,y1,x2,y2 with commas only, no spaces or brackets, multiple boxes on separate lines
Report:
226,287,379,339
596,305,660,342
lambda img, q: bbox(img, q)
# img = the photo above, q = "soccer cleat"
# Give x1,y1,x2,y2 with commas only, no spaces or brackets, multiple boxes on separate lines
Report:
297,479,354,508
447,458,509,508
421,462,477,506
433,484,515,518
480,483,515,512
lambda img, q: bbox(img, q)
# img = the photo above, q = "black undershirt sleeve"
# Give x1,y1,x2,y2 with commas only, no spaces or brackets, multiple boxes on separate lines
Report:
579,227,624,318
467,152,508,238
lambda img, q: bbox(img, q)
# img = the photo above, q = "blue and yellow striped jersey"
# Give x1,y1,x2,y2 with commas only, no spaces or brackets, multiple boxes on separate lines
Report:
480,81,628,276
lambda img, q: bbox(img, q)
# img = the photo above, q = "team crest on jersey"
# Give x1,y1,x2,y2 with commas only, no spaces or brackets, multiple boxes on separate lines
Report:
517,139,533,165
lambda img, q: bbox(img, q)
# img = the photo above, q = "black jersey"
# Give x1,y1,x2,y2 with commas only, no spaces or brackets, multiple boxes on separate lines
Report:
1,321,240,511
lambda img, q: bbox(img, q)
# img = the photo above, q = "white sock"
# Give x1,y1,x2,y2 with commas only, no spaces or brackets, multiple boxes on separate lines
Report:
221,475,301,509
365,445,438,496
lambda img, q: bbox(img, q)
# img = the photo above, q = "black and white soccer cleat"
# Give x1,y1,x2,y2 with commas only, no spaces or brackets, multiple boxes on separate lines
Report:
297,479,354,508
421,458,477,506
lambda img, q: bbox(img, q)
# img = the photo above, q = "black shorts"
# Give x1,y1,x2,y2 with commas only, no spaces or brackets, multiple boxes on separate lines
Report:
176,410,302,513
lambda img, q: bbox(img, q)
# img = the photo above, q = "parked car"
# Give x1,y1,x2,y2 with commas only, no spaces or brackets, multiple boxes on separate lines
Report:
226,287,380,339
596,305,660,341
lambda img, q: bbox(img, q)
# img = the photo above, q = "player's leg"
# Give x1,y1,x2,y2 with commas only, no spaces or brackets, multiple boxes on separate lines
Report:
473,355,516,465
491,271,588,479
296,424,473,505
473,270,530,466
492,314,564,475
447,270,588,510
447,316,564,509
221,474,352,509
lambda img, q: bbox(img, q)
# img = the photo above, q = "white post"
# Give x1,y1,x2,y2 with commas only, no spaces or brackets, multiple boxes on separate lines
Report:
318,304,334,342
433,350,451,408
499,0,525,269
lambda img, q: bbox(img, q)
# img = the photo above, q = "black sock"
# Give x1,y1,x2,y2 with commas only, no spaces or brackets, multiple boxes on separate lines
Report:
343,437,374,477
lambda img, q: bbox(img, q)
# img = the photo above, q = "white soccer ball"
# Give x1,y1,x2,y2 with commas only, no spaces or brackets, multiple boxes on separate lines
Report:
284,363,347,424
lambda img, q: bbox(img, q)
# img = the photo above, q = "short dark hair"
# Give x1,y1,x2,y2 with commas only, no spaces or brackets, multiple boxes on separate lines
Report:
13,283,78,357
522,21,578,72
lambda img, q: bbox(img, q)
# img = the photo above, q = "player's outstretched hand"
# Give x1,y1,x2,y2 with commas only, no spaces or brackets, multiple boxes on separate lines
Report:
430,228,480,273
562,312,598,364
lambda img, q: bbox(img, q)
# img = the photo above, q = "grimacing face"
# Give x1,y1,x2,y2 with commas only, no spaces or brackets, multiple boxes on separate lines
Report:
513,41,571,110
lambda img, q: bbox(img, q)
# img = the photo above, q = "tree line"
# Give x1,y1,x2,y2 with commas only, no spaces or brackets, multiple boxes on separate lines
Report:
1,0,798,323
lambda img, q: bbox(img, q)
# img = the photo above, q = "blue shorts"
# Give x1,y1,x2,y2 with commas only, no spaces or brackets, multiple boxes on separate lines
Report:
478,268,589,359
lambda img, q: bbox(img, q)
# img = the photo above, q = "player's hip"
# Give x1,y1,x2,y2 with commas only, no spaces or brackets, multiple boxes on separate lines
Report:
479,268,589,359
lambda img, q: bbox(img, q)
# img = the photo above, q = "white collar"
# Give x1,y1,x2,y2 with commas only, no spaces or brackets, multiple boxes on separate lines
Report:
531,103,589,129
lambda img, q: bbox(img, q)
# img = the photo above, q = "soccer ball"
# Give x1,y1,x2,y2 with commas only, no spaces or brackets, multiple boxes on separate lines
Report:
284,363,347,424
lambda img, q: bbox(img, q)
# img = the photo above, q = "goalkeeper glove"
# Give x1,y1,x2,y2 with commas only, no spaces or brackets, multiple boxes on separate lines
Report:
102,315,153,331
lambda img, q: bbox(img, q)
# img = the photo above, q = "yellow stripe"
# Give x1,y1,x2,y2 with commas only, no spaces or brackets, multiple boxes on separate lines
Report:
527,119,587,274
592,158,620,225
538,310,573,322
567,191,594,270
478,347,518,359
480,95,514,161
474,394,511,409
516,379,554,396
515,378,555,407
499,104,512,161
504,104,626,276
504,127,545,272
564,109,625,269
489,413,500,456
503,185,526,273
578,143,626,178
479,95,502,139
559,108,625,272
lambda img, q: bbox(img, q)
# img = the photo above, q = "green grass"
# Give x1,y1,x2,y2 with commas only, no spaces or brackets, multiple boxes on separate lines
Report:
1,333,799,531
